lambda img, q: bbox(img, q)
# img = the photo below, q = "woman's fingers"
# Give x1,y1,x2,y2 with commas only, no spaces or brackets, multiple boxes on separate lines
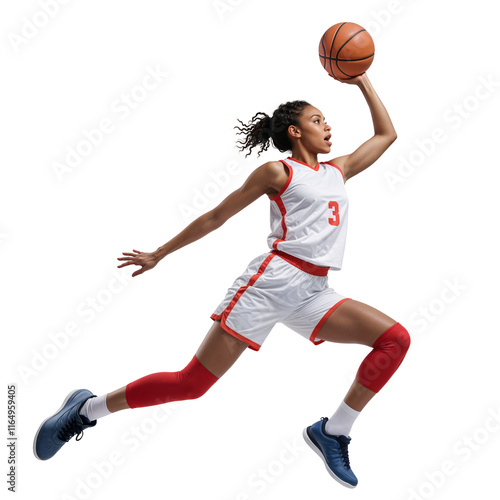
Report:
120,250,142,257
117,255,143,266
117,261,134,268
116,249,152,276
117,256,137,264
117,249,144,267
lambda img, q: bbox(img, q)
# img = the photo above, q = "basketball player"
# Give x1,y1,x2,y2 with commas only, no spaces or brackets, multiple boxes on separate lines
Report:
34,72,410,489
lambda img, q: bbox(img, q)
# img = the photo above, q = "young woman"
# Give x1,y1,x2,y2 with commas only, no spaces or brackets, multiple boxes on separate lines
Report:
34,73,410,489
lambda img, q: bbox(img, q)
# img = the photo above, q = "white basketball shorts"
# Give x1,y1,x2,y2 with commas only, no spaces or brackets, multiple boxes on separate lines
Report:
211,250,350,351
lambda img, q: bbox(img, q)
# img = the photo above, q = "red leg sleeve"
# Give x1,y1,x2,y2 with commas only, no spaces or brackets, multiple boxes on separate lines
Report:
355,322,411,393
125,355,219,409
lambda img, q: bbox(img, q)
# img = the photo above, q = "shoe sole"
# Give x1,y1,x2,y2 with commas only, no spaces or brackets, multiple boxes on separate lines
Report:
302,426,357,489
33,389,82,461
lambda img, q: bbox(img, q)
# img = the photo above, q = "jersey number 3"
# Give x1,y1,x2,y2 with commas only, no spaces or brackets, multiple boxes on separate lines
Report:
328,201,340,226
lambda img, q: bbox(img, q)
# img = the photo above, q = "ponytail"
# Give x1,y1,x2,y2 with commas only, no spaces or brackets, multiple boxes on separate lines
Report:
235,100,310,157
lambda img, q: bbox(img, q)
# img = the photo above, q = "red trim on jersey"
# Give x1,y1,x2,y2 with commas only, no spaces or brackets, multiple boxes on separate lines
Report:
309,297,351,344
270,160,293,201
270,160,293,250
324,161,345,181
271,197,287,250
271,250,329,276
212,253,277,351
287,156,320,171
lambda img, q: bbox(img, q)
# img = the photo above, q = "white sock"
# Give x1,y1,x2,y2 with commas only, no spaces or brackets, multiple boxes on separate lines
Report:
79,394,111,421
324,400,360,437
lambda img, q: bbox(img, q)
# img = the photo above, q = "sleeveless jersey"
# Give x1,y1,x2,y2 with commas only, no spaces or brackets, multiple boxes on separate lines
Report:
267,157,349,271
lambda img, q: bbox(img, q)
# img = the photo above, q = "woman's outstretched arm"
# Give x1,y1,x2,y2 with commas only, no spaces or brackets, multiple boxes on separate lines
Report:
117,160,286,277
329,73,397,181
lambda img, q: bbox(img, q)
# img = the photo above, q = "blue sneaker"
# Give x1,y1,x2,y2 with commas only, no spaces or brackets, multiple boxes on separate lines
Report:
33,389,96,460
303,417,358,488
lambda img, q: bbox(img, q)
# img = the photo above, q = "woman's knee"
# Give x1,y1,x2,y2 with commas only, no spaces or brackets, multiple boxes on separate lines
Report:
177,355,219,401
373,322,411,353
356,323,410,393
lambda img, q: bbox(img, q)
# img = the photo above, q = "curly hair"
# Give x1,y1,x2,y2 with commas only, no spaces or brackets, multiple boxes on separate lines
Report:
234,100,311,157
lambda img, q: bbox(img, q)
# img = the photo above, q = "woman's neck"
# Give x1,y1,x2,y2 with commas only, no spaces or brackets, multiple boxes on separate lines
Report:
289,149,319,168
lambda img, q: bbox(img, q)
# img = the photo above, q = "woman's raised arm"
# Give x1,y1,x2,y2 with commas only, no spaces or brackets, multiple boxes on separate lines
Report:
329,73,397,181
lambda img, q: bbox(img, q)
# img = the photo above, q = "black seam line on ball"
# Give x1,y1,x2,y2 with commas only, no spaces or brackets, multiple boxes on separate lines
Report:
319,54,374,63
335,29,367,60
335,29,367,77
321,34,328,69
328,22,346,78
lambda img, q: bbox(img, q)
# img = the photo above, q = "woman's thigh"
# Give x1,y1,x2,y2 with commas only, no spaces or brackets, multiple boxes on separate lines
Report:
316,299,397,347
195,320,249,378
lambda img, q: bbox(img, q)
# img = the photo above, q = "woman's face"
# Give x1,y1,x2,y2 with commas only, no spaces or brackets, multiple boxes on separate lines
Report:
292,105,332,154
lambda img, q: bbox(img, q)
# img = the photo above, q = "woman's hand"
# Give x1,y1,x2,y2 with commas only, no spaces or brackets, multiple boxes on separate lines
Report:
117,249,159,277
330,72,368,86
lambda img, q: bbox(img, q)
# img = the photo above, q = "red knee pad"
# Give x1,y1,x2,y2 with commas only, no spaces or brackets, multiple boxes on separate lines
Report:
125,355,219,409
355,323,411,393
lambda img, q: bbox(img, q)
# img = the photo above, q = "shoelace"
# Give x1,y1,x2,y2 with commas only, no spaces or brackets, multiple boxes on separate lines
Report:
57,417,85,442
338,439,351,469
320,418,352,470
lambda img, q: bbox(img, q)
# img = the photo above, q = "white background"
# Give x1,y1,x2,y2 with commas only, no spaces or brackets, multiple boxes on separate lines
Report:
2,0,499,499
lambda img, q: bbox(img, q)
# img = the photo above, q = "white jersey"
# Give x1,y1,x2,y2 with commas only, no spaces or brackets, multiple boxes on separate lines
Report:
267,157,349,270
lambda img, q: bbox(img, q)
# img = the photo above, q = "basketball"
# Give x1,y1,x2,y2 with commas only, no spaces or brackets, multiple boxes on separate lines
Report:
319,22,375,79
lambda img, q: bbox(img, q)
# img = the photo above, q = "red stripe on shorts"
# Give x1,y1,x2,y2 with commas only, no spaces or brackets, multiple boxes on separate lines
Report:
218,319,261,351
221,253,276,320
310,297,351,344
212,314,261,349
215,253,277,351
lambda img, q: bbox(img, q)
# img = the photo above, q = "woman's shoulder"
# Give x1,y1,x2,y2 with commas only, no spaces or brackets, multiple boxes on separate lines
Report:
258,159,289,175
256,160,291,198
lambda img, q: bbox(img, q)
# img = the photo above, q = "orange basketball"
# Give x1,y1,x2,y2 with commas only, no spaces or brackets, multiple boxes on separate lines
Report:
319,22,375,79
